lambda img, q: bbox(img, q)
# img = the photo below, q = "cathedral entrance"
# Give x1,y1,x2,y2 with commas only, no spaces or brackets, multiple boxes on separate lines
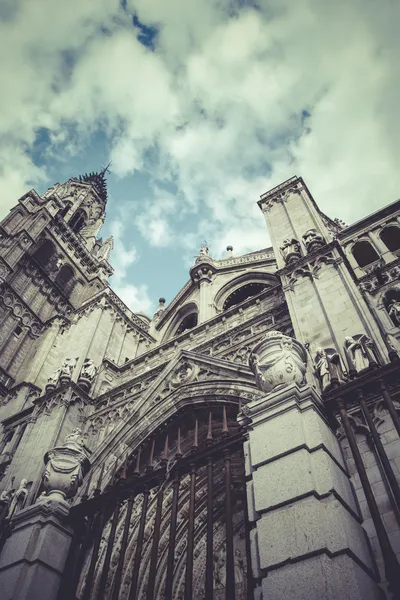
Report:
59,403,253,600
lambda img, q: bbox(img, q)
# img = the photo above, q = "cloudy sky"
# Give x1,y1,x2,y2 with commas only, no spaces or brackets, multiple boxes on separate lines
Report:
0,0,399,315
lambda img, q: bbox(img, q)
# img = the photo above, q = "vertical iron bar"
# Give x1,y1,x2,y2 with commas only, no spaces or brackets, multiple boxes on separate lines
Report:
96,501,121,600
339,398,400,597
81,508,107,600
164,473,180,600
380,379,400,438
184,464,197,600
358,390,400,512
128,488,150,600
205,456,214,600
111,494,135,600
240,456,254,600
146,484,165,600
224,449,235,600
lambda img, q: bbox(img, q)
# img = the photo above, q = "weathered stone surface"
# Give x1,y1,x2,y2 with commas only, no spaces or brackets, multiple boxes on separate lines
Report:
0,501,73,600
256,495,375,574
252,447,358,516
261,552,383,600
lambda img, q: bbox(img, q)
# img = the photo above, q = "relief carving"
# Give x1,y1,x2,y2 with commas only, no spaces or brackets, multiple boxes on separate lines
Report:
249,331,307,393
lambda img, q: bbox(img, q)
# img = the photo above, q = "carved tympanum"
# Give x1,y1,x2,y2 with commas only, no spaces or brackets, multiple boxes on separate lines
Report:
249,331,307,393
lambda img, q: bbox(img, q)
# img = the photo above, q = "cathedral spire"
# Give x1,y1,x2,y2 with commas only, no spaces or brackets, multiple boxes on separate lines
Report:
77,163,111,204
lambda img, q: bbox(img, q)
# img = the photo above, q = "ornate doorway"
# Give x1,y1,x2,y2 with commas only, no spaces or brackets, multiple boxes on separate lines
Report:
59,403,253,600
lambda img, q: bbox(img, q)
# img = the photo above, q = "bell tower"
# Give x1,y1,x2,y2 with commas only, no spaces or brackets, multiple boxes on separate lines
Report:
0,168,113,391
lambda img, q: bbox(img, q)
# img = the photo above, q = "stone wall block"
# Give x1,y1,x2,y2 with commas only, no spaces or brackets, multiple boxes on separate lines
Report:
252,448,358,516
249,399,344,469
261,553,383,600
256,495,375,574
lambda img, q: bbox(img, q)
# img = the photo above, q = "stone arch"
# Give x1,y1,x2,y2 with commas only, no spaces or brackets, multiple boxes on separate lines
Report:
214,272,278,312
76,395,251,600
161,302,199,341
77,379,258,501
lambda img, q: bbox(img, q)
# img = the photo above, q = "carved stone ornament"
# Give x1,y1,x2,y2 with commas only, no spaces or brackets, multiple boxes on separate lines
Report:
43,428,90,502
59,357,78,384
169,361,199,389
249,331,307,393
302,228,325,253
280,238,301,264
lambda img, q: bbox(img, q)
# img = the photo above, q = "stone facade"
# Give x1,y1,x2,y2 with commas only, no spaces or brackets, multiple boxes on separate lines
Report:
0,173,399,599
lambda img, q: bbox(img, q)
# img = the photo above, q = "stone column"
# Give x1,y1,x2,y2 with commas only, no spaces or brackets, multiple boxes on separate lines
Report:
0,500,73,600
243,332,382,600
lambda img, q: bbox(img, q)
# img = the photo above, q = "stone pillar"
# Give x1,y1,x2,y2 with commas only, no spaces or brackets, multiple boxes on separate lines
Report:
241,384,382,600
0,500,73,600
242,331,382,600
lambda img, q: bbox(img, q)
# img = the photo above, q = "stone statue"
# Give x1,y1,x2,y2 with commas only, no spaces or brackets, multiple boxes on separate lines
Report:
199,244,209,256
302,228,325,252
234,548,245,584
0,490,10,523
249,331,307,393
8,479,28,517
389,300,400,326
315,348,347,391
386,332,400,356
314,348,331,391
344,336,371,373
63,428,84,451
80,358,97,381
280,238,301,264
60,357,77,380
98,236,114,262
47,365,61,387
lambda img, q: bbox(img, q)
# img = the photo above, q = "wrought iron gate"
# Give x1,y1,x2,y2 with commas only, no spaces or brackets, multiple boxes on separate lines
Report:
58,404,253,600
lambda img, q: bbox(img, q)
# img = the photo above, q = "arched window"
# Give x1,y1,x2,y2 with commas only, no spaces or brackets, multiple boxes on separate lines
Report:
352,241,380,268
176,312,198,335
223,282,268,311
380,226,400,253
54,265,75,296
69,209,86,233
32,239,56,268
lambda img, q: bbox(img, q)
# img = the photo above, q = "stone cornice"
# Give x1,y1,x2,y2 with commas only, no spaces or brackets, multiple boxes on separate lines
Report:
337,198,400,241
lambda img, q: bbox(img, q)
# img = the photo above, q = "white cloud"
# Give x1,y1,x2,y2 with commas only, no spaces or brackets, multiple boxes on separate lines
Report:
0,0,400,292
113,281,153,315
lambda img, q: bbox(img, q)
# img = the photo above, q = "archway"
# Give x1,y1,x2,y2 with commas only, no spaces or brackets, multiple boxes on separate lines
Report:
62,403,252,600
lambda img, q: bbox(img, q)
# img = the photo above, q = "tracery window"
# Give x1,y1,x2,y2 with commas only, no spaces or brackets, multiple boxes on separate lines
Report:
352,240,380,268
223,282,268,311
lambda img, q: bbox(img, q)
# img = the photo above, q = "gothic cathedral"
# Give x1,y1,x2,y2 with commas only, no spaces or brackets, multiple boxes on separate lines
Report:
0,173,399,600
